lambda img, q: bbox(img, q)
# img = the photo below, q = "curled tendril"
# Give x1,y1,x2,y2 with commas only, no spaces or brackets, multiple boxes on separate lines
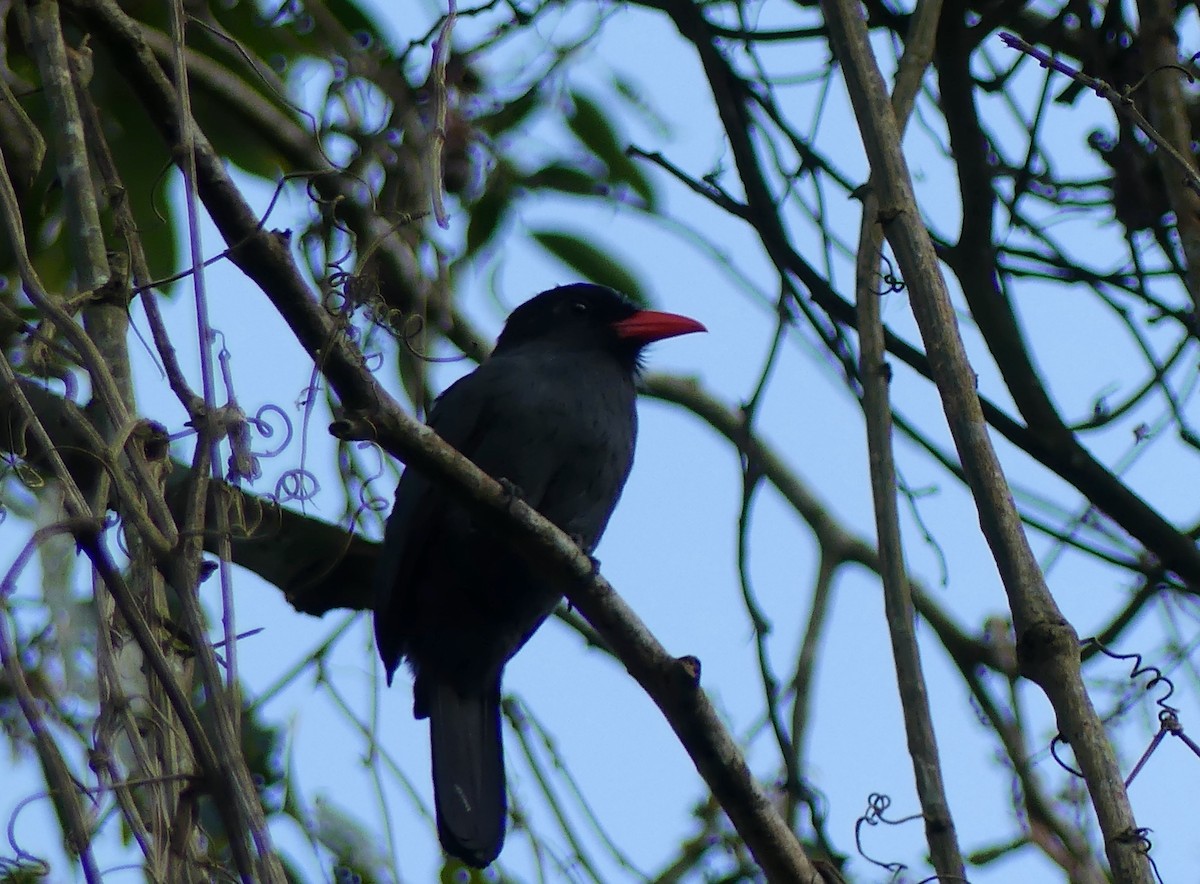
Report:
1049,734,1085,779
295,384,319,410
305,180,359,242
1084,637,1177,716
373,303,410,336
1141,832,1165,884
1115,828,1164,884
338,269,380,315
324,285,355,316
6,791,56,874
248,404,294,459
354,444,390,518
274,469,320,504
875,255,906,296
111,512,134,559
328,232,355,274
394,310,469,365
362,488,392,517
1127,63,1196,98
355,290,468,366
361,349,385,372
853,792,922,875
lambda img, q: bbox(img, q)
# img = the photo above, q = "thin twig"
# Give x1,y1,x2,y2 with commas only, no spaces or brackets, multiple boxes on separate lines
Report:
427,0,456,228
851,0,965,877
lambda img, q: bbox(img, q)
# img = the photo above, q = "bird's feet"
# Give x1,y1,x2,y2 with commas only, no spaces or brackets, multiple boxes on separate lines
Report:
498,478,524,513
559,534,601,614
569,533,601,577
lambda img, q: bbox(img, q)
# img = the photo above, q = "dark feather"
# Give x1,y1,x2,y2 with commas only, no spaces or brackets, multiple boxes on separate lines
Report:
373,284,702,867
429,681,506,867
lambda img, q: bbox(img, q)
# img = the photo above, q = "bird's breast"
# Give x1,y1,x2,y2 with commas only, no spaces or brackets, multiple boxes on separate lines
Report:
471,352,638,540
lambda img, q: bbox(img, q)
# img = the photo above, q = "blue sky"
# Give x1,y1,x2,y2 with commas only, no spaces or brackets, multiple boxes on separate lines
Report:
4,2,1200,881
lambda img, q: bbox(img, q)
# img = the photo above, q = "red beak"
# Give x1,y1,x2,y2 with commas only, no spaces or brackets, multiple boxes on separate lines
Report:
612,310,706,343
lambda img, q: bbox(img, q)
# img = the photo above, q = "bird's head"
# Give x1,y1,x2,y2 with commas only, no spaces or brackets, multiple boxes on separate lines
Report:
493,283,705,370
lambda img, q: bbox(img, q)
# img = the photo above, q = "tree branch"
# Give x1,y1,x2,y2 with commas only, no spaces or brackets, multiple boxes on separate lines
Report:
820,1,1152,879
60,0,819,875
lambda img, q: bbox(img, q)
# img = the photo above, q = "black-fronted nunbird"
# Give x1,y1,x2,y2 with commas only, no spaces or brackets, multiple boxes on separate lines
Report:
373,283,704,867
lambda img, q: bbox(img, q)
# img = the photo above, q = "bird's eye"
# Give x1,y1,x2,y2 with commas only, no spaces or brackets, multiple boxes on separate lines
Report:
571,301,588,314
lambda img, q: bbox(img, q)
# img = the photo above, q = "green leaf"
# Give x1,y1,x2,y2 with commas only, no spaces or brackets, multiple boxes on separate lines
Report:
567,92,623,170
464,178,511,258
530,229,648,305
567,92,656,209
610,150,656,210
205,0,380,78
525,163,599,197
614,73,672,139
476,81,543,136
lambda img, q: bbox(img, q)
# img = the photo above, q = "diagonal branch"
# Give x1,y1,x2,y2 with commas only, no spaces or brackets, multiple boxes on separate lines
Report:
61,0,819,876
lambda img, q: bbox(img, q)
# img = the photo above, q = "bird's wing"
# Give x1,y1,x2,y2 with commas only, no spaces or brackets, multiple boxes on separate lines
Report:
372,373,492,682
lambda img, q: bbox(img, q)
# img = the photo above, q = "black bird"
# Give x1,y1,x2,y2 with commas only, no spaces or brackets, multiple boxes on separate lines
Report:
374,283,704,867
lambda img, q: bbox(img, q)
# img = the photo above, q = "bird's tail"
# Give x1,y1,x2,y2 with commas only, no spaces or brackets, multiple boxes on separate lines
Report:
429,680,506,867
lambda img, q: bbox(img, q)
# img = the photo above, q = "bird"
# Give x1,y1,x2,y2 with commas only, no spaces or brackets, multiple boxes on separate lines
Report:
373,282,704,868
